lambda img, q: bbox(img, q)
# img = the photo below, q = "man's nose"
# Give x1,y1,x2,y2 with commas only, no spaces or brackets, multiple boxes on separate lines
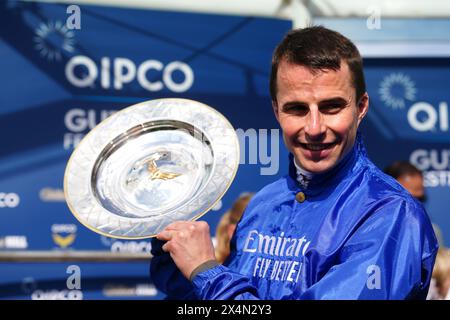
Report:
304,108,326,139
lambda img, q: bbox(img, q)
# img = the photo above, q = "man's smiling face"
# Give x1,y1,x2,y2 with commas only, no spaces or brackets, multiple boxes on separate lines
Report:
273,60,369,174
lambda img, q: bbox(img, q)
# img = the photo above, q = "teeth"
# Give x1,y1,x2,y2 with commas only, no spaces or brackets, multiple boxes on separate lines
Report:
304,143,334,151
307,144,326,151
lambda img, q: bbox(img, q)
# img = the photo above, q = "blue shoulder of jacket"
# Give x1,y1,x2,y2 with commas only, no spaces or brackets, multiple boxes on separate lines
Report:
364,166,439,260
244,175,291,206
365,161,422,208
362,161,435,236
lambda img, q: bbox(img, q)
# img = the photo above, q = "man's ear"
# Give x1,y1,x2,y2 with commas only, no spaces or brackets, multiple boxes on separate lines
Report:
272,100,280,122
357,93,369,126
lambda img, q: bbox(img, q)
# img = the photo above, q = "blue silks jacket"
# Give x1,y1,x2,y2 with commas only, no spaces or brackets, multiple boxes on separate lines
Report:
150,136,438,300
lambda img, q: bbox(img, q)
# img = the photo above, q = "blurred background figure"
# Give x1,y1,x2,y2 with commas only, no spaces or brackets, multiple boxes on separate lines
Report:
214,192,253,264
428,248,450,300
384,160,444,245
384,160,449,299
384,160,426,202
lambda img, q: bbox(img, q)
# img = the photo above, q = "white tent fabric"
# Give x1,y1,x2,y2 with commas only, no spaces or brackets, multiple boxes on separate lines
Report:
24,0,450,57
26,0,450,24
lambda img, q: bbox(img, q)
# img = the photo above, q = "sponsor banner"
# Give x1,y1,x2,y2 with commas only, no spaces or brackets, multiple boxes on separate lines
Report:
363,59,450,237
0,1,291,299
0,1,291,250
0,264,163,300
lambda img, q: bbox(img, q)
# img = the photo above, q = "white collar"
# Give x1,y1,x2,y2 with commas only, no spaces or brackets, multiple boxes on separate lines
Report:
293,158,315,178
293,158,315,187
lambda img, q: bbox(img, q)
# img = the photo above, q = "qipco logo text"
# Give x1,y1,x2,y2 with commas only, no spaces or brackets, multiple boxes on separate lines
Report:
0,193,20,208
407,102,449,132
65,56,194,93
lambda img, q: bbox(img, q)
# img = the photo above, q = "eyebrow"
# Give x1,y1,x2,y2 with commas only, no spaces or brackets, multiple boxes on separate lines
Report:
281,97,349,110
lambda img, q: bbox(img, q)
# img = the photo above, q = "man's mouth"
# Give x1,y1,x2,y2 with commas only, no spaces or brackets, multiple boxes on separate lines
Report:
299,142,337,151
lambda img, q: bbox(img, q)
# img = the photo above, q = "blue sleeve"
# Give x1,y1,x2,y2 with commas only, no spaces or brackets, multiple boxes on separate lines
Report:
300,198,438,300
192,265,261,300
191,231,261,300
151,236,260,300
149,238,197,300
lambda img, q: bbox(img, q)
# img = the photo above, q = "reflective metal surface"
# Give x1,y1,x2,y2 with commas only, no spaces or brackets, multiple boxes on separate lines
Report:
64,99,239,239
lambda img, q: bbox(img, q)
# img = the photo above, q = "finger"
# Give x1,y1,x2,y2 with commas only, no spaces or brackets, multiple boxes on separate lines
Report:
156,230,174,241
162,241,170,252
165,220,192,231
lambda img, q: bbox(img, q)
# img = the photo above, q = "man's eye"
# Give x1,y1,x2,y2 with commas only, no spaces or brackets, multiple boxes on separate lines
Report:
321,104,343,113
285,105,308,113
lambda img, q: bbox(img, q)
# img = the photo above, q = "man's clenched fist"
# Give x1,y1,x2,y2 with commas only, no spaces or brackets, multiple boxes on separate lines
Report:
156,220,217,279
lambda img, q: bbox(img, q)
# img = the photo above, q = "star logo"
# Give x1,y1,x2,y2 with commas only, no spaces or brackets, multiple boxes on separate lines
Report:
33,20,76,62
379,73,417,109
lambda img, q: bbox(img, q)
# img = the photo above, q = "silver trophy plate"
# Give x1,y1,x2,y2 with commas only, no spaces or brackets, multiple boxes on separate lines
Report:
64,98,239,239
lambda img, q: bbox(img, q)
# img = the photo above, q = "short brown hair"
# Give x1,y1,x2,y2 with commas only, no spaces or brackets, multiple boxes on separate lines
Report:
270,26,366,102
384,161,423,179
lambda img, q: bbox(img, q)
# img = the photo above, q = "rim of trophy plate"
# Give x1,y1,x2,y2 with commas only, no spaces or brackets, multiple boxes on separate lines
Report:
64,98,240,239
